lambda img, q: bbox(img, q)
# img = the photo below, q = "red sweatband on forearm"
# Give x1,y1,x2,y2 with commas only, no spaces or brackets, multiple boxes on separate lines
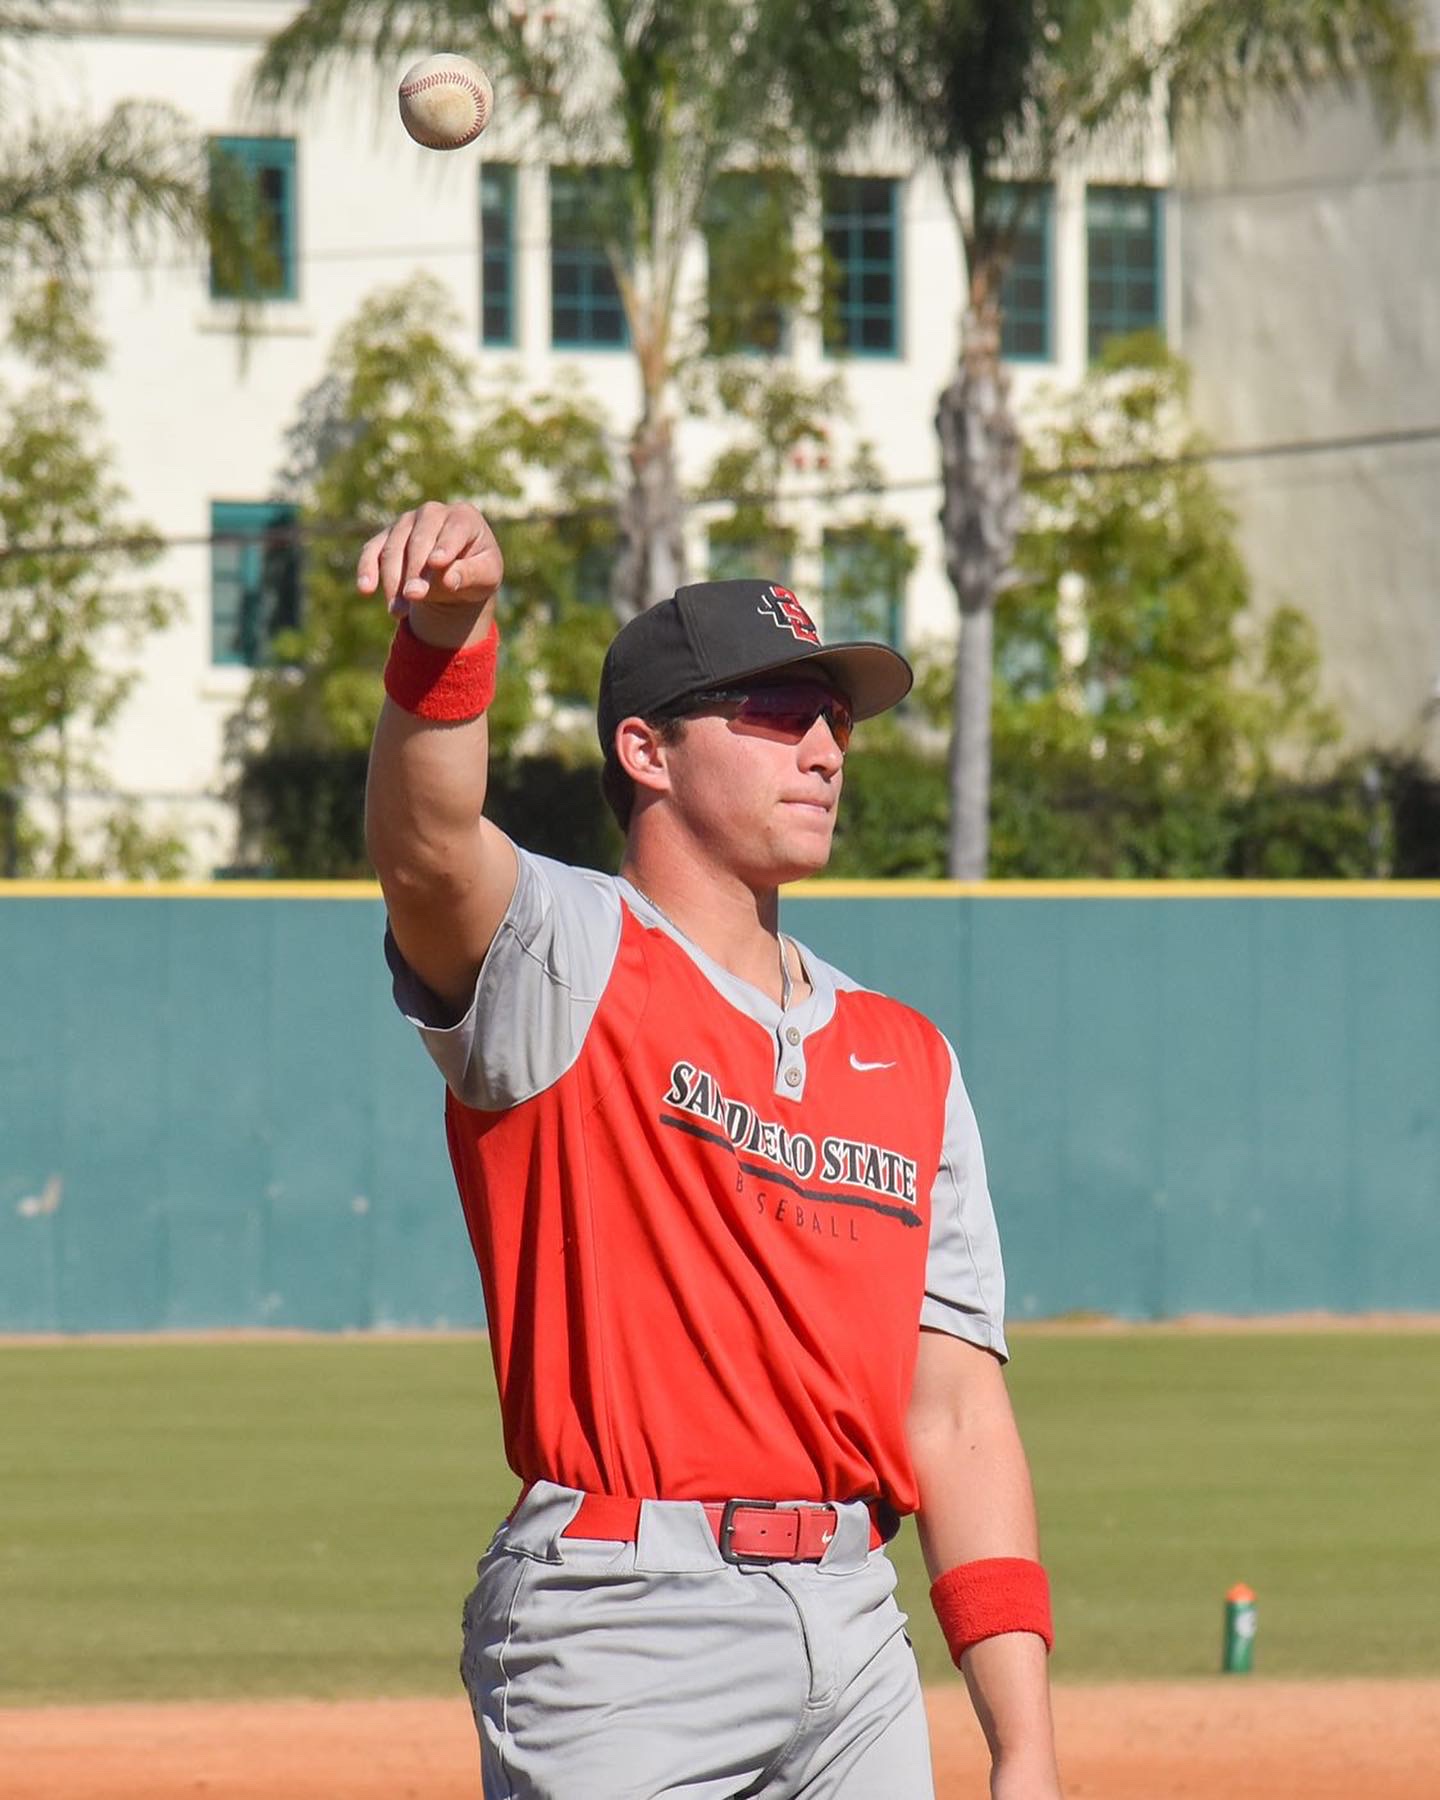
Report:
383,616,499,721
931,1557,1054,1666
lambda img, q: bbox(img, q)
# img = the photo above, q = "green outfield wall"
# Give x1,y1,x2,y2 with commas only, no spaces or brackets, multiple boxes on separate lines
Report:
2,882,1437,1332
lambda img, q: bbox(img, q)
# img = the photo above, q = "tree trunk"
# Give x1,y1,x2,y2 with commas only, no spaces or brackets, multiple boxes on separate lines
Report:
614,405,686,619
0,788,18,879
948,602,993,879
936,301,1023,879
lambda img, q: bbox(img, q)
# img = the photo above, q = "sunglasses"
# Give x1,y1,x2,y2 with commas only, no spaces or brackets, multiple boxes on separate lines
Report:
668,683,855,751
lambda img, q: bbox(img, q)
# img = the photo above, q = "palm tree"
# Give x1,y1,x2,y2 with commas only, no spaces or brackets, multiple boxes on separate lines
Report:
861,0,1431,876
0,4,234,292
248,0,869,617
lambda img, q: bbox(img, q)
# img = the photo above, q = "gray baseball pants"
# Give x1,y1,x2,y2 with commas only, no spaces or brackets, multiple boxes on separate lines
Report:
461,1480,936,1800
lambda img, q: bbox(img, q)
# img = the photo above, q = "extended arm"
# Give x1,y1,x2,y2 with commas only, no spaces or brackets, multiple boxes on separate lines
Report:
361,502,517,1013
907,1329,1063,1799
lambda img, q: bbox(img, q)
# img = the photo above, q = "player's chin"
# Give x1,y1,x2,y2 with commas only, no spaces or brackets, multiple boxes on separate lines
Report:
772,810,837,879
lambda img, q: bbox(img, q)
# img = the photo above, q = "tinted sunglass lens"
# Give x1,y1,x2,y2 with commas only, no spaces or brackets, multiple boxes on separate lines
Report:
740,688,852,749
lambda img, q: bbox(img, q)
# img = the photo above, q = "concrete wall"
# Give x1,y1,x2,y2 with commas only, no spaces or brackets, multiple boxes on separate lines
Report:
1178,0,1440,766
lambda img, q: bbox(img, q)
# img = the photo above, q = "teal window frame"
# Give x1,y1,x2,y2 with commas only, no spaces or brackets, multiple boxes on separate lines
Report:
480,163,518,347
1086,186,1164,359
208,136,298,302
821,528,906,650
995,183,1054,363
822,176,902,358
549,167,630,351
210,501,301,667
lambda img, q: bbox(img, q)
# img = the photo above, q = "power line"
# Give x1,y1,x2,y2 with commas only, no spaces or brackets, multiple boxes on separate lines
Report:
1026,420,1440,483
2,420,1437,564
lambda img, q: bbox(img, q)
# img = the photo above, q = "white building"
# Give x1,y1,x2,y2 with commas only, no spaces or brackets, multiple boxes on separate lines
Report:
1179,0,1440,773
23,1,1177,873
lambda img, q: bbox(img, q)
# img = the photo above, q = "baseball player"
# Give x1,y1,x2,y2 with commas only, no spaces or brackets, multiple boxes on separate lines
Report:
361,500,1063,1800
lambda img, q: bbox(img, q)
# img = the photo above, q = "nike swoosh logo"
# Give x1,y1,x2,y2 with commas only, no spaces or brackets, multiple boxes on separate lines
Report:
820,1530,835,1544
849,1054,895,1072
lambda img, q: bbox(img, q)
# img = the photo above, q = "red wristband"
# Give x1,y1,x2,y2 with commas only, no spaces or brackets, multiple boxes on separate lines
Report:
931,1557,1054,1666
383,616,498,721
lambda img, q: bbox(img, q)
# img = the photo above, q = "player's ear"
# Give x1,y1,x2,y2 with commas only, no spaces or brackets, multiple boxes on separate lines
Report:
615,717,674,801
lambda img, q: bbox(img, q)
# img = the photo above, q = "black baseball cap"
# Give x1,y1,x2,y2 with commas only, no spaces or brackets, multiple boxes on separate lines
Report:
596,578,913,753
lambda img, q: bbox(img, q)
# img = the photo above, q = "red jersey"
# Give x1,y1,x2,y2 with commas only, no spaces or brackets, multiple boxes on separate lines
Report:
388,850,1007,1515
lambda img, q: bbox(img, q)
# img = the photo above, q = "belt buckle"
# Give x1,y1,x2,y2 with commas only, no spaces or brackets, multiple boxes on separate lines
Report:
718,1497,783,1566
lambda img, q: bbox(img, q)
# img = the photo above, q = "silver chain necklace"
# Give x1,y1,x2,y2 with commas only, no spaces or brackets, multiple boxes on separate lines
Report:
626,878,794,1011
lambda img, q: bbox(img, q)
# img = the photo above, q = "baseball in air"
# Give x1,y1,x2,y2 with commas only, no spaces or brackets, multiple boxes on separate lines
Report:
398,53,493,151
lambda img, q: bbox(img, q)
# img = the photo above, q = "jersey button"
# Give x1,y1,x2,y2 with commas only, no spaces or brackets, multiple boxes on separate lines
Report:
785,1027,801,1046
784,1066,801,1087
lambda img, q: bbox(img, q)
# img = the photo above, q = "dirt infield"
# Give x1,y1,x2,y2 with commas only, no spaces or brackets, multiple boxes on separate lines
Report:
3,1681,1436,1799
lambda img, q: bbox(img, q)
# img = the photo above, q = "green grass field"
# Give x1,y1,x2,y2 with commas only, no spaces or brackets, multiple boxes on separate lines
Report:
3,1331,1437,1705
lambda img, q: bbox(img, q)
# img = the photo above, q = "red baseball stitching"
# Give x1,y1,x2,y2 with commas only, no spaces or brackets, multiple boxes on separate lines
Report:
399,68,490,145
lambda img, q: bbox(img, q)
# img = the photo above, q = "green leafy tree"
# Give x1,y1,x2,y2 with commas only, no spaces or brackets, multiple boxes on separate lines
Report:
0,278,184,877
250,0,872,618
690,360,916,604
687,359,927,880
910,337,1374,877
233,274,619,875
852,0,1431,875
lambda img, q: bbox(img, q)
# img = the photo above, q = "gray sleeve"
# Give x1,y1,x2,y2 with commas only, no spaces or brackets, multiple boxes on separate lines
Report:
921,1038,1009,1360
385,847,623,1111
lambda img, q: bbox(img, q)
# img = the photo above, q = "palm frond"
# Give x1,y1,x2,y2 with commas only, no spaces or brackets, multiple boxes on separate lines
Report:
247,0,564,119
1157,0,1432,136
0,100,204,289
1074,0,1434,142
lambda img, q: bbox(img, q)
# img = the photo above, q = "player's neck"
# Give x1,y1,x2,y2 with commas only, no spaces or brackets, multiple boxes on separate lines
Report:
620,853,807,1008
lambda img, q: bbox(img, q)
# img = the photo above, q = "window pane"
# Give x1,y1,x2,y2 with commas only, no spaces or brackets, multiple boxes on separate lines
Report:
704,169,796,356
707,531,794,588
210,502,301,667
822,529,905,649
575,541,616,608
997,183,1053,362
550,167,630,348
480,163,517,346
822,175,900,356
591,302,626,345
209,137,297,301
1086,186,1162,359
1007,316,1044,357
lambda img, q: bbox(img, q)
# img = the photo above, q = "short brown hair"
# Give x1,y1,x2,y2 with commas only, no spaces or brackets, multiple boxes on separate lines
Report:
600,714,687,833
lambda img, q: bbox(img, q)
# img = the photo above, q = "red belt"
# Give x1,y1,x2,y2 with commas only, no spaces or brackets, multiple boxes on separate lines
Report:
557,1492,888,1563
